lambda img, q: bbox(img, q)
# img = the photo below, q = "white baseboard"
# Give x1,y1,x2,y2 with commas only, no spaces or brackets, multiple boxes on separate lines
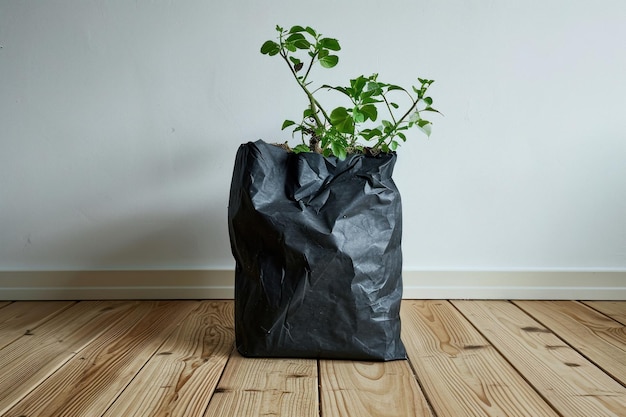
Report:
0,270,624,300
401,270,626,300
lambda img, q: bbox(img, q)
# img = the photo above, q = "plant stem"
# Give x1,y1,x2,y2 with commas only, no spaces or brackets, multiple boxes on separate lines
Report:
279,48,333,152
302,53,316,84
279,51,324,126
381,93,398,125
373,98,420,149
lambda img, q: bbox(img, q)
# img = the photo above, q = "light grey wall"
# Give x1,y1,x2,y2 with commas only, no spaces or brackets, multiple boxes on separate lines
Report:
1,0,625,271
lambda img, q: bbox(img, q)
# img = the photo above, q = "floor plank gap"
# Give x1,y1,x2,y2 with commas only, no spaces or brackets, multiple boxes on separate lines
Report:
1,299,624,417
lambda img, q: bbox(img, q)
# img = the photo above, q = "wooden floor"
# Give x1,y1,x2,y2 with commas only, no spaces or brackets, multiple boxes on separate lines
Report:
0,300,624,416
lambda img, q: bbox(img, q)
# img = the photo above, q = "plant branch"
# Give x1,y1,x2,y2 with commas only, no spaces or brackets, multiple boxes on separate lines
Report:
301,52,317,84
374,98,420,149
380,93,398,125
279,50,325,129
261,25,438,158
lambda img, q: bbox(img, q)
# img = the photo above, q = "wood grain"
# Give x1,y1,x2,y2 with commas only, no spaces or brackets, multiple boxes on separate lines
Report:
2,299,625,417
320,358,434,417
0,300,142,415
514,301,626,384
583,301,626,325
102,301,235,417
4,301,199,417
204,351,318,417
401,300,559,417
453,300,626,417
0,300,74,349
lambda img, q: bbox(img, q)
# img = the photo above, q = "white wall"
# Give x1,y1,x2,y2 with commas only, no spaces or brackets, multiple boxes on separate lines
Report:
1,1,625,275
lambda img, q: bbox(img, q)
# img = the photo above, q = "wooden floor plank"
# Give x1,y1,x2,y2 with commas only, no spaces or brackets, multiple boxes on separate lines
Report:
102,301,235,417
4,300,199,417
3,299,624,417
583,301,626,325
0,301,11,309
401,300,559,417
204,351,318,417
453,300,626,417
320,358,434,417
514,301,626,385
0,301,142,416
0,300,74,350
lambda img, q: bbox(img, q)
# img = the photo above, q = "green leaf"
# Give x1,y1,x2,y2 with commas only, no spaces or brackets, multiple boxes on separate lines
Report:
397,132,407,142
330,107,354,134
289,25,306,33
351,76,367,96
365,81,383,95
289,56,303,72
281,120,296,130
423,97,433,106
417,120,432,137
331,141,348,160
286,33,310,49
260,40,280,56
360,128,383,141
319,54,339,68
361,96,382,105
322,84,350,97
305,26,317,37
293,144,310,153
381,119,394,134
319,38,341,51
390,140,399,151
353,109,365,123
386,84,405,92
360,104,378,121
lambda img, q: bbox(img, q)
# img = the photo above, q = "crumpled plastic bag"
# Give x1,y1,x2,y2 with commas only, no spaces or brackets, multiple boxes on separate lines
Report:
228,140,406,361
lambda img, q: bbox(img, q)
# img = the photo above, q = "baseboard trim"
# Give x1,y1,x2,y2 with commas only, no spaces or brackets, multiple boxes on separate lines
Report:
0,270,624,300
401,270,626,300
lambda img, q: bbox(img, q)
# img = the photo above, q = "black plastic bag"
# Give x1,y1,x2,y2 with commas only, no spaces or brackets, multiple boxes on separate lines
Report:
228,140,406,361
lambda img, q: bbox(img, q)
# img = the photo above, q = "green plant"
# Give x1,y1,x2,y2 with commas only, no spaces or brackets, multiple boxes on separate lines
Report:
261,25,440,159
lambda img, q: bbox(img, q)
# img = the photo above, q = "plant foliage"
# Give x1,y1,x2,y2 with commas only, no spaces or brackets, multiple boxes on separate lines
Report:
261,25,440,159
